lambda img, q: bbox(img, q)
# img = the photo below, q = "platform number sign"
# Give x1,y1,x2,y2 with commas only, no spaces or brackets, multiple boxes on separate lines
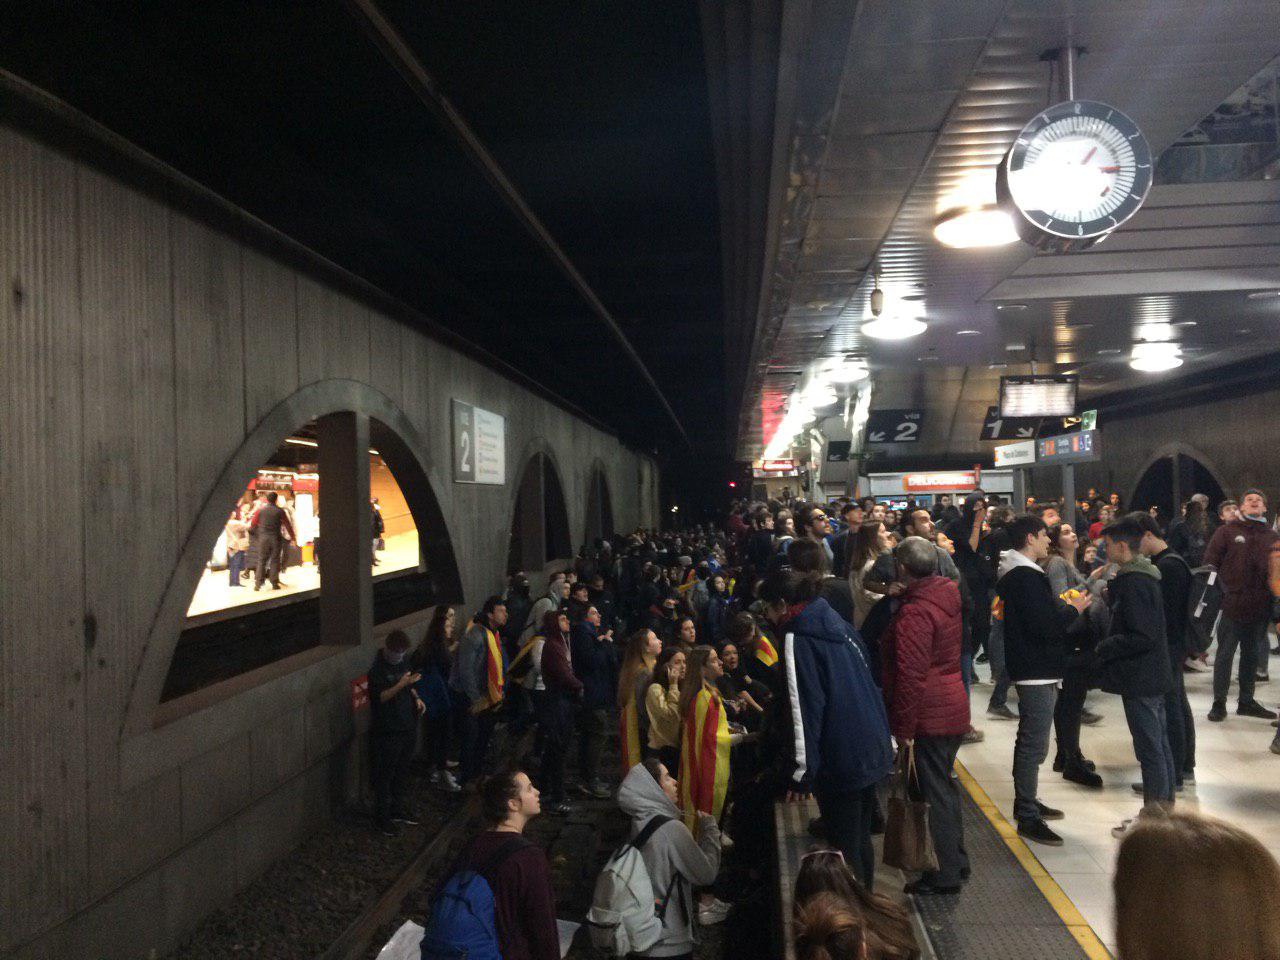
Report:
981,405,1040,441
865,409,924,444
452,400,507,485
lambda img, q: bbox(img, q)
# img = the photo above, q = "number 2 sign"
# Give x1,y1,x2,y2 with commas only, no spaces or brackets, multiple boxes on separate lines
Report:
452,399,507,485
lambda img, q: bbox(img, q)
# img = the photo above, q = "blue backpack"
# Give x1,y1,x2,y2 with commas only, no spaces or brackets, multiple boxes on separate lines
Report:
420,836,530,960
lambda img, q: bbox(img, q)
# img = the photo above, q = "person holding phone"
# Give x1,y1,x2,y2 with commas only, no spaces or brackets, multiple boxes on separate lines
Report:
368,630,425,835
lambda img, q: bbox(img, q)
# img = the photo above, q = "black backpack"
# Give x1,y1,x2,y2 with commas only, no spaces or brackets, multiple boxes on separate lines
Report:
1186,565,1221,655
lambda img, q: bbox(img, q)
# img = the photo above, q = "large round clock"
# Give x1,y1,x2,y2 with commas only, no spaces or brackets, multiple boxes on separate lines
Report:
996,99,1153,252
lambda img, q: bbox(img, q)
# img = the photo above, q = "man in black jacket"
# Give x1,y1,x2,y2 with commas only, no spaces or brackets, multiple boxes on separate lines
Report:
1135,512,1195,787
996,515,1091,847
1099,517,1176,836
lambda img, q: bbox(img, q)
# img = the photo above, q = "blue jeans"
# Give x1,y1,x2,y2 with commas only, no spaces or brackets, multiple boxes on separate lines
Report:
961,650,974,698
987,618,1012,710
228,549,245,586
1123,695,1175,806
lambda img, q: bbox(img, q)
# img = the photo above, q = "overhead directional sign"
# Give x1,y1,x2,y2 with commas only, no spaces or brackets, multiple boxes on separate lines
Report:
866,409,923,444
826,440,852,462
994,439,1036,467
980,405,1039,441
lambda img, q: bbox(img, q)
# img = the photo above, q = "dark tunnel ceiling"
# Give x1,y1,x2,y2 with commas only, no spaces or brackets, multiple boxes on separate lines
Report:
0,2,724,458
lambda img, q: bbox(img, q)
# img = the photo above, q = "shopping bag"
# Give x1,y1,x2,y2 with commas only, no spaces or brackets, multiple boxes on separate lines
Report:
882,743,938,873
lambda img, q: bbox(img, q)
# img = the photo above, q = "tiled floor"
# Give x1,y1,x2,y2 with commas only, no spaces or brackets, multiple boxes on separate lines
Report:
959,650,1280,956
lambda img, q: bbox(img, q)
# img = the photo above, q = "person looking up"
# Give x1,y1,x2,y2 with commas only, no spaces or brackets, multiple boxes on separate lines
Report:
759,569,894,886
1203,489,1279,723
412,605,460,792
832,501,866,578
676,646,732,835
571,604,617,799
645,649,686,773
881,536,970,895
522,576,569,643
798,504,835,567
535,610,581,814
451,596,509,788
428,769,559,960
996,515,1091,847
848,521,895,629
618,628,662,773
616,758,725,946
1114,811,1280,960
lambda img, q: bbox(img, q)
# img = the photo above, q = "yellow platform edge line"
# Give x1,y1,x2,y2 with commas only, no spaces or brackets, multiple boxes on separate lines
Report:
954,758,1113,960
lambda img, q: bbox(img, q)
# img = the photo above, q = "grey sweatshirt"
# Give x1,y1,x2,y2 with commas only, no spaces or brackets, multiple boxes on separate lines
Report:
616,765,721,958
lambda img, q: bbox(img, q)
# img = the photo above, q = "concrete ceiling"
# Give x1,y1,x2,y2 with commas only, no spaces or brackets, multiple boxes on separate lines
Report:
718,0,1280,464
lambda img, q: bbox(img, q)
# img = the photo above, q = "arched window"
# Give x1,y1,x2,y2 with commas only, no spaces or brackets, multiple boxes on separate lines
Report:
506,451,574,575
584,463,615,545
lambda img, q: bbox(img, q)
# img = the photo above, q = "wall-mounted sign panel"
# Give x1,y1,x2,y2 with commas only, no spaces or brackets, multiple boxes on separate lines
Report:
1000,375,1077,418
1036,429,1100,465
980,405,1040,441
901,470,978,493
866,409,924,444
452,400,506,484
993,439,1037,467
826,440,852,462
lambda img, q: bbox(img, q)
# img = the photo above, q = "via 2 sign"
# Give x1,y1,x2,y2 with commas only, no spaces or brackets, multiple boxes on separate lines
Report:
865,409,924,444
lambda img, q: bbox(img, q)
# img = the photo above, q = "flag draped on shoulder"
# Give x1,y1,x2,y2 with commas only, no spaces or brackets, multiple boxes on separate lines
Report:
619,695,643,773
679,685,730,832
483,626,505,706
755,632,779,668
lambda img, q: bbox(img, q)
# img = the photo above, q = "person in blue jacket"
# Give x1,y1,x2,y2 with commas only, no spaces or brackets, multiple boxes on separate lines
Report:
759,568,895,886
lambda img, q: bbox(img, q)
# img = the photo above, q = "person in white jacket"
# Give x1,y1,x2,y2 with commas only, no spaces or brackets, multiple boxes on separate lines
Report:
616,760,724,957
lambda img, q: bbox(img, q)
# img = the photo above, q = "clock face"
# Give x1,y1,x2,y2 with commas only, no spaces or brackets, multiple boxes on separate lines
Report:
999,100,1153,246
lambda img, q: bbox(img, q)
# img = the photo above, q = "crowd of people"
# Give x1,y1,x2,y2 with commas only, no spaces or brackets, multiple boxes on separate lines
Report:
361,482,1280,960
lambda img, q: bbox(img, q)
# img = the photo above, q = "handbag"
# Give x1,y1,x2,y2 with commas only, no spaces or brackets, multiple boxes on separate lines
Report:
883,743,938,873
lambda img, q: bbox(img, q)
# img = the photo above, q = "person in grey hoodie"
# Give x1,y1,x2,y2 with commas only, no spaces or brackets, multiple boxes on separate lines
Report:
616,760,722,958
522,577,570,643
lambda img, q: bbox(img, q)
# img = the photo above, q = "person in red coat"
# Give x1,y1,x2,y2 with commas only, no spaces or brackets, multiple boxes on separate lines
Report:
882,535,971,895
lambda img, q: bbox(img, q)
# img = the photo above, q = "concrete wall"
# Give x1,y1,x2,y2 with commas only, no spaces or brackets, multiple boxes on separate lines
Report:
0,118,658,959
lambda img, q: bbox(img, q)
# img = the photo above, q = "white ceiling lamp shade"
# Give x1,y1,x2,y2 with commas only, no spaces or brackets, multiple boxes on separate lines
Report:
862,316,928,339
823,357,870,383
1130,341,1183,372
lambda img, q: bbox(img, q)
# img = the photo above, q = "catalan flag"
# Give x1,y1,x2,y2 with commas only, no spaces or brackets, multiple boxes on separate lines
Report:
483,626,505,707
679,685,731,834
619,695,643,774
756,631,779,668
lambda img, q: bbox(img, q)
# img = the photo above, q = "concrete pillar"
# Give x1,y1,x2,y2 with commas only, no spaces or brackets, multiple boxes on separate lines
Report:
1062,464,1076,531
318,411,372,649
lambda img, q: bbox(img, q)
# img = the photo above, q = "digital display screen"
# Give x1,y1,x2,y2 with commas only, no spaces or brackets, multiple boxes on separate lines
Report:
999,375,1077,418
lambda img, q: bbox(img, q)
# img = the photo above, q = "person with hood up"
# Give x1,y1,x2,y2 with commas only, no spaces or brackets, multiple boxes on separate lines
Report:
616,758,724,952
995,515,1091,848
881,537,971,895
1097,517,1176,837
759,568,894,887
534,609,582,815
522,576,569,643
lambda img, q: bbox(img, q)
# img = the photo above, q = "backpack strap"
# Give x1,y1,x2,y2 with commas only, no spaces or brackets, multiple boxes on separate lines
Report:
631,815,673,851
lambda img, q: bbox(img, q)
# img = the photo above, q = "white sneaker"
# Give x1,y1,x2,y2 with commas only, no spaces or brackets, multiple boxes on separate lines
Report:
440,770,461,793
698,897,732,925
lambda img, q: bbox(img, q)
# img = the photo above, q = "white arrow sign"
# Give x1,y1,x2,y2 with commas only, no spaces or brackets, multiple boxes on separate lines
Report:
868,430,886,442
1016,426,1036,438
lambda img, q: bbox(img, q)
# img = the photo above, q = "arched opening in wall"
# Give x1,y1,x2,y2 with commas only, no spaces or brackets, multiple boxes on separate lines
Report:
161,414,460,704
506,451,574,575
1130,452,1227,524
1130,457,1174,517
584,465,615,547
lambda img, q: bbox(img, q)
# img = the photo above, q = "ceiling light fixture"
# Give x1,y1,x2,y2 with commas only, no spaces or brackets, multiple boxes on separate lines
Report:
862,317,927,340
1247,290,1280,300
957,329,981,336
996,303,1027,311
1130,342,1183,372
869,271,885,317
1097,348,1123,355
933,205,1019,248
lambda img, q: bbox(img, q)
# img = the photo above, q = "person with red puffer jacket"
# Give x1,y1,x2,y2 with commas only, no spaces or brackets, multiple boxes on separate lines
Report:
881,535,971,896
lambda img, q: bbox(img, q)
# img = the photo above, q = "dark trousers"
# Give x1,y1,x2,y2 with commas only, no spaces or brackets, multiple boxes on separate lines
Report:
970,586,991,657
914,735,968,887
455,701,496,786
228,549,245,586
537,693,572,801
1123,695,1175,805
1053,659,1092,765
423,707,451,771
577,706,609,786
255,536,282,586
986,619,1012,709
1213,614,1266,704
1164,649,1194,781
815,784,879,888
1013,683,1057,823
370,731,415,826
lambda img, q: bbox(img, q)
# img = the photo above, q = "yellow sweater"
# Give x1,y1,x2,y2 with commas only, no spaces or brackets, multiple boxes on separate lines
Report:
645,681,682,749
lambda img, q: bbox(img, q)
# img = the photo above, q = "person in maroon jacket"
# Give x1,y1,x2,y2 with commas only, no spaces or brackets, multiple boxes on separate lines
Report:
882,535,971,895
536,610,582,814
1204,489,1280,723
446,769,560,960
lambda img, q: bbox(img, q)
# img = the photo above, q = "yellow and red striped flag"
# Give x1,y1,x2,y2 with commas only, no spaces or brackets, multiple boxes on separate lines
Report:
619,696,643,774
679,685,731,833
756,632,779,668
483,626,505,707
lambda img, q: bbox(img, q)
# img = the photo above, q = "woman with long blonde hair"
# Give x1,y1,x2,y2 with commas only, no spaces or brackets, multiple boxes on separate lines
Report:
1114,810,1280,960
616,628,662,772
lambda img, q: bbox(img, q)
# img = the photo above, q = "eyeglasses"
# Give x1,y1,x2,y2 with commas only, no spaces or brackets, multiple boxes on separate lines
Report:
800,847,845,864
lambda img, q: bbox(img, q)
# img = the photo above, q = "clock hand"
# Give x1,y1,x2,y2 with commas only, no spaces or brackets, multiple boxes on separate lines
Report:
1082,146,1097,164
1099,165,1120,173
